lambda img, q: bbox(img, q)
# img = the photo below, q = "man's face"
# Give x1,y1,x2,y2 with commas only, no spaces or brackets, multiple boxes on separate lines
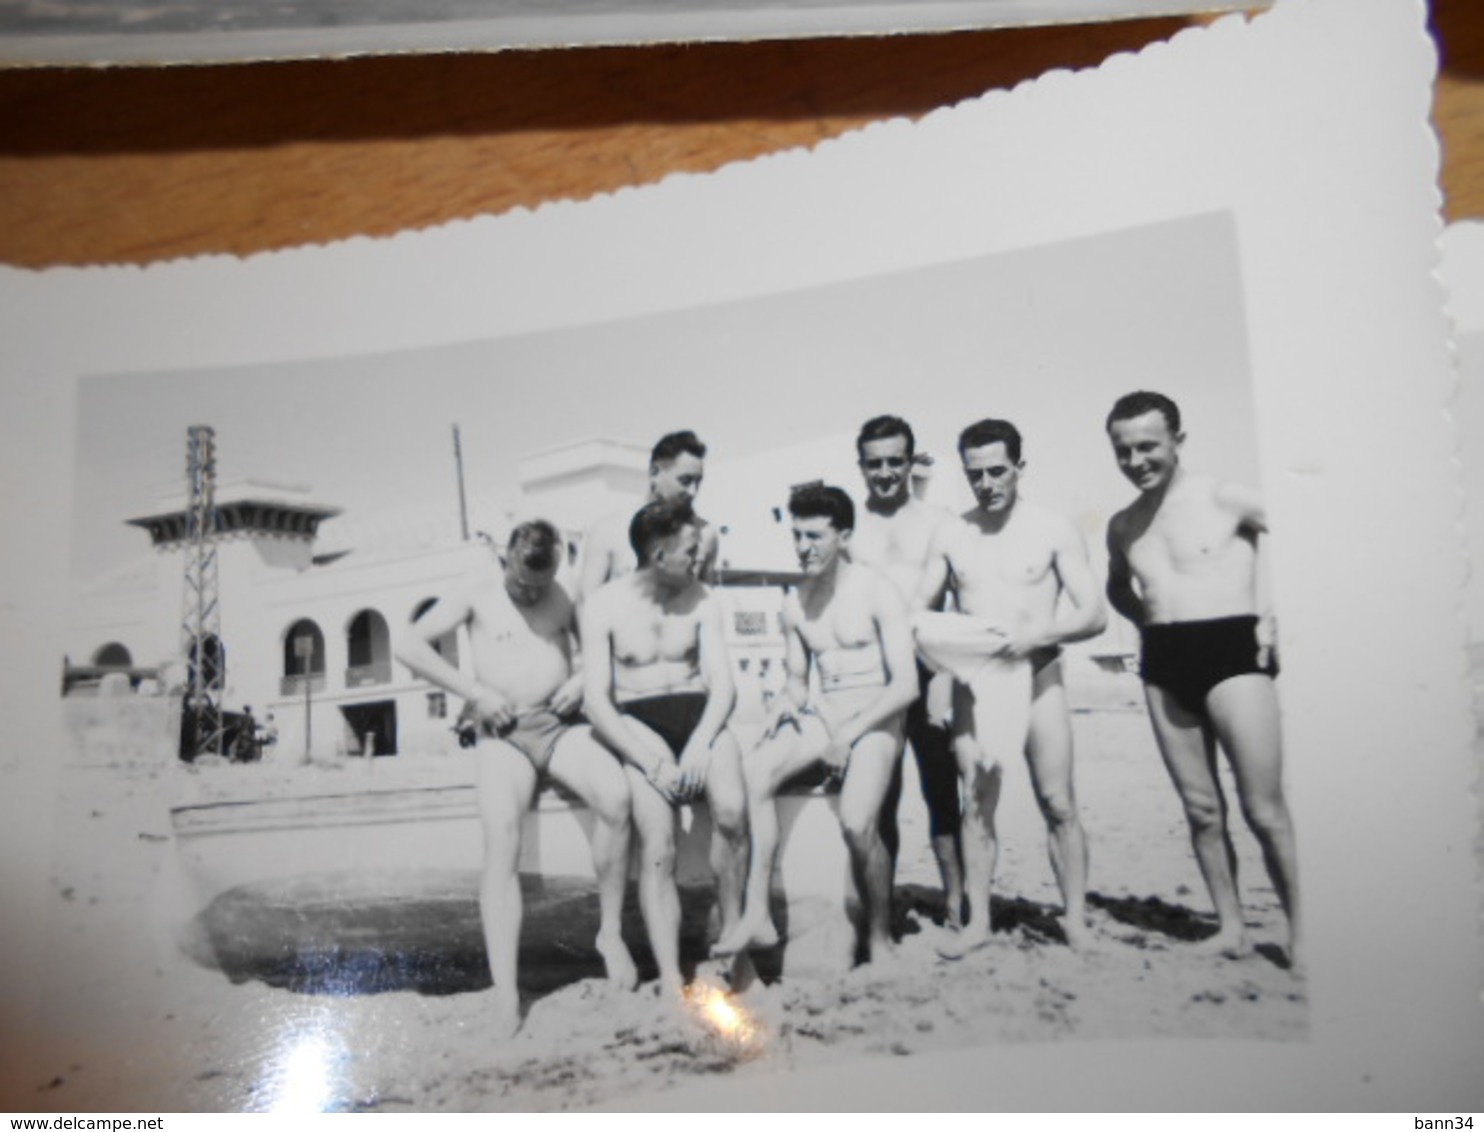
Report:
504,557,557,607
652,523,702,582
650,453,705,505
858,434,913,505
1108,411,1182,493
961,442,1022,514
792,514,849,576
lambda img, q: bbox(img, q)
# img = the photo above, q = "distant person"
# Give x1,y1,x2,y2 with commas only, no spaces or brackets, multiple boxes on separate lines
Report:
1104,391,1301,969
915,419,1105,954
848,415,965,926
397,520,638,1038
580,499,748,998
715,485,916,967
579,431,720,598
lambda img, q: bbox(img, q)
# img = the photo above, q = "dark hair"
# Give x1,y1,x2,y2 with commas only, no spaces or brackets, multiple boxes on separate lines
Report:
788,484,855,533
856,415,915,460
507,519,562,573
957,419,1023,464
650,430,707,468
629,499,697,566
1107,391,1181,435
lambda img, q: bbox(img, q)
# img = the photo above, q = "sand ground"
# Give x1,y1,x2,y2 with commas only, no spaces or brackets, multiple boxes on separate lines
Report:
12,706,1304,1112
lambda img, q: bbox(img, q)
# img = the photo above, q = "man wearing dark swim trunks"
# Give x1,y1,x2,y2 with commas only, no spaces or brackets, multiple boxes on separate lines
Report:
1105,391,1302,970
396,520,639,1038
849,415,966,928
580,499,748,998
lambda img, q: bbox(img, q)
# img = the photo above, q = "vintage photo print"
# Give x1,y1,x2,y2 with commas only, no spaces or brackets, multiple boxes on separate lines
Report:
1,0,1478,1112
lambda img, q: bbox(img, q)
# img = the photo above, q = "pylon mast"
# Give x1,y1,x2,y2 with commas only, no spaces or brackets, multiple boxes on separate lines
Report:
180,425,225,760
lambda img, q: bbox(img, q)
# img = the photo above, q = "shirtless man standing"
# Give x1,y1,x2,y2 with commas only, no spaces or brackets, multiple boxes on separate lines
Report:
915,419,1105,953
848,415,965,926
395,520,638,1038
1104,391,1301,968
580,430,720,598
581,499,749,996
716,485,917,965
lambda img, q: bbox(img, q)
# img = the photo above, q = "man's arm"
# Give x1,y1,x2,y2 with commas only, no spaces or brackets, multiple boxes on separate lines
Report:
1215,480,1268,535
395,584,514,730
828,575,918,756
676,590,738,792
1105,516,1146,627
548,588,585,716
1217,480,1277,661
912,521,954,613
697,524,721,586
578,595,673,789
761,601,811,738
577,518,617,602
1044,517,1109,646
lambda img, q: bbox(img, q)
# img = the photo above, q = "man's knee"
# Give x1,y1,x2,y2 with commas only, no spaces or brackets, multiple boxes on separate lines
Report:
1240,795,1291,840
1035,786,1077,830
708,792,747,840
1181,793,1225,834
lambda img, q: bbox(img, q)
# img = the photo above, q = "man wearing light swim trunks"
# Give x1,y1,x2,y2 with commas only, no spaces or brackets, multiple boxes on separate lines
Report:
396,520,638,1038
915,419,1106,954
1105,391,1301,969
715,485,917,965
849,415,966,927
579,430,720,598
581,499,748,997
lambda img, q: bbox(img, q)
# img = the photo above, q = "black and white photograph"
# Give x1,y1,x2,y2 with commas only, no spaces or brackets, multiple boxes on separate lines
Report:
1,0,1479,1113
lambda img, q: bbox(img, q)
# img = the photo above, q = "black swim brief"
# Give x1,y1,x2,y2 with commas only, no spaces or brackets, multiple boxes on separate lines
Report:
1139,615,1277,715
619,692,708,757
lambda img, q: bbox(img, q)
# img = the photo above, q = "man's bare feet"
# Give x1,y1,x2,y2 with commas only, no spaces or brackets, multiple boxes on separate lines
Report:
711,914,781,957
935,924,994,961
1194,925,1252,960
596,929,640,991
491,991,523,1041
1061,914,1096,953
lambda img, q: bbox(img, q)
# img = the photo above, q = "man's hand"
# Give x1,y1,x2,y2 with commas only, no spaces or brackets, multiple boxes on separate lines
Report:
648,758,684,803
548,674,584,718
988,625,1046,662
820,731,853,784
469,689,517,736
676,739,714,801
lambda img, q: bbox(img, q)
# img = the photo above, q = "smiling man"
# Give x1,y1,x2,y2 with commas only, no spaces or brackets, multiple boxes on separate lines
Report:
396,519,638,1039
714,484,917,966
1104,390,1301,970
914,418,1106,955
848,415,965,927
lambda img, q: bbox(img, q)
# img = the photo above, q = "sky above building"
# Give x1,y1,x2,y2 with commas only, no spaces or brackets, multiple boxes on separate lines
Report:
71,210,1260,589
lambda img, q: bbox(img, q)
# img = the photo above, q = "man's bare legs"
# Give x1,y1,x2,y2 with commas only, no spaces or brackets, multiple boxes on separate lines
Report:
473,743,541,1038
836,730,905,964
1025,658,1092,950
948,722,1002,954
1144,685,1247,957
701,731,749,951
625,761,685,997
1206,674,1302,970
546,729,639,990
717,724,812,954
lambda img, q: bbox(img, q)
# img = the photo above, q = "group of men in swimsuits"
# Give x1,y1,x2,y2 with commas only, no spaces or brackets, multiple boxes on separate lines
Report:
395,392,1302,1038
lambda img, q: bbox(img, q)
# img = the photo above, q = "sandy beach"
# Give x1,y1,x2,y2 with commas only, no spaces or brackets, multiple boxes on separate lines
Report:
15,702,1304,1113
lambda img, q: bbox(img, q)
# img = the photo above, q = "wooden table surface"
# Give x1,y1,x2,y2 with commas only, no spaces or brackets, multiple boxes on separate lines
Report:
0,0,1479,269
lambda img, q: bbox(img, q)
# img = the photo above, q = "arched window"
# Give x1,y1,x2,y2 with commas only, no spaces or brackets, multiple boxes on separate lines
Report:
411,598,459,668
346,609,391,686
93,642,132,668
282,619,326,696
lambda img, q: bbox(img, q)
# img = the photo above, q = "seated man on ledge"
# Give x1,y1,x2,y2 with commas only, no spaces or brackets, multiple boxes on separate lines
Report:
581,498,749,999
396,518,638,1039
716,484,917,968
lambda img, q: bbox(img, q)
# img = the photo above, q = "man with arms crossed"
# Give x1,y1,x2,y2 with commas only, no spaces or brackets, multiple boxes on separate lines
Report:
396,520,638,1039
1104,391,1301,968
915,419,1105,954
580,430,720,597
849,415,966,926
715,485,917,967
581,499,749,997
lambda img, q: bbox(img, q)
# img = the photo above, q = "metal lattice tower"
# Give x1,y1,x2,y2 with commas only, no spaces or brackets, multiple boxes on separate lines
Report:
180,425,225,760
